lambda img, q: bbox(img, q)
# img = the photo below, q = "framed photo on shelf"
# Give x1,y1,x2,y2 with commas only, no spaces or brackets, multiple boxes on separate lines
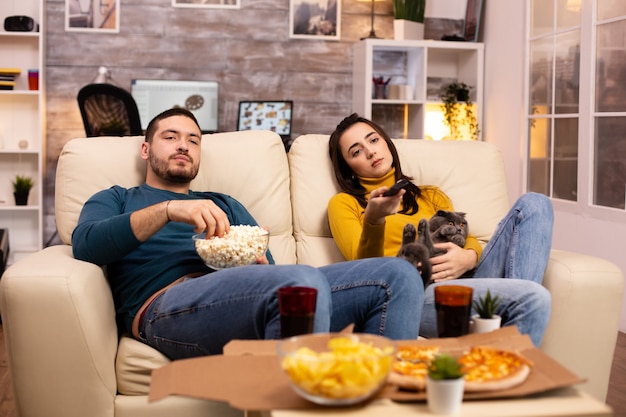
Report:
172,0,240,9
289,0,340,40
463,0,483,42
65,0,120,33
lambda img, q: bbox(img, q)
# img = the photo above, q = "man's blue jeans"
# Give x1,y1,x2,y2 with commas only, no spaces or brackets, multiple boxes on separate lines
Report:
138,257,423,360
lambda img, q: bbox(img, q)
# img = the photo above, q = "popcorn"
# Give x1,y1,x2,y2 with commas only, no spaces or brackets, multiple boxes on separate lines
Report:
194,225,269,269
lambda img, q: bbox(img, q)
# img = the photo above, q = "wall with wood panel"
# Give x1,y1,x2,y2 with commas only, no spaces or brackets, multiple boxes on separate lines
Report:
43,0,461,244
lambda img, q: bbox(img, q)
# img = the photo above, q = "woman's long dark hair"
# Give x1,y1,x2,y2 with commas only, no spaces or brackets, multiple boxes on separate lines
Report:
328,113,420,215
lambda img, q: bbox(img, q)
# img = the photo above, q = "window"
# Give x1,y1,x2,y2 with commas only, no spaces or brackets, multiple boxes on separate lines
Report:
526,0,626,210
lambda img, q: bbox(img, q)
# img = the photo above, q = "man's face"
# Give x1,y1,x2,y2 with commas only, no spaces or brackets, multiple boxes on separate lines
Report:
142,115,202,184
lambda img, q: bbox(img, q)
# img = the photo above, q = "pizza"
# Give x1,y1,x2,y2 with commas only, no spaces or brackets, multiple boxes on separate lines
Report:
458,346,533,392
388,345,440,391
388,345,532,392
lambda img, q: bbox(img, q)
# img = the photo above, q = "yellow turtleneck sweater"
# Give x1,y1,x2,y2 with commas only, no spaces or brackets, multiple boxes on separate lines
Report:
327,169,482,262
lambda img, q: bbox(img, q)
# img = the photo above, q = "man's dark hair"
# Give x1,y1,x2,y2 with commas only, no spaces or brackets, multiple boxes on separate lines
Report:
144,108,201,143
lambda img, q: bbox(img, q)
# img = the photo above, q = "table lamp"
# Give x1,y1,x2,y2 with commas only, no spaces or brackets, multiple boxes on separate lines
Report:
358,0,386,39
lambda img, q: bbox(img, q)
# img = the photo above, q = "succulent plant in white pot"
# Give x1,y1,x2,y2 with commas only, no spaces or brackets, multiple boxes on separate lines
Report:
426,354,465,415
470,289,502,334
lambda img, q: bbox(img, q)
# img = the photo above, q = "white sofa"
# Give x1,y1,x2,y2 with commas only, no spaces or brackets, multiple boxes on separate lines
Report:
0,131,623,417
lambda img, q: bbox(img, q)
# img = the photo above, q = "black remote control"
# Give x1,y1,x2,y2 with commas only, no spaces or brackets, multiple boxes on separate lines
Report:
382,178,410,196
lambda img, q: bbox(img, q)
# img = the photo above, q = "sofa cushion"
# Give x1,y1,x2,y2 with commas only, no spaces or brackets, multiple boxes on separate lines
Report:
288,135,511,267
55,130,297,264
116,336,169,395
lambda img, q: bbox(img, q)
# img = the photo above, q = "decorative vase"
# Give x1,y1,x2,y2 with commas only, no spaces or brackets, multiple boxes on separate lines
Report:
393,19,424,40
426,376,464,415
469,314,502,334
14,192,29,206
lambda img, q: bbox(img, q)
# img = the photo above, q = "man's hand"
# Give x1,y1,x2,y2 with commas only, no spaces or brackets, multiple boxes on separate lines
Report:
167,199,230,237
130,199,230,242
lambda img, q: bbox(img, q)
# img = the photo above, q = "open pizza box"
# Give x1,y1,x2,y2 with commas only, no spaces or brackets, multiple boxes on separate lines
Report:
148,326,585,411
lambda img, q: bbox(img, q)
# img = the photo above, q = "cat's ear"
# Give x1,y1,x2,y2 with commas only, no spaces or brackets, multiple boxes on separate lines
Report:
457,212,467,218
435,209,448,216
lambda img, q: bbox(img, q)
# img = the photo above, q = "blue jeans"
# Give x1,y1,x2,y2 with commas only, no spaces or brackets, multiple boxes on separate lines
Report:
473,192,554,284
419,279,551,346
138,257,423,360
419,193,554,346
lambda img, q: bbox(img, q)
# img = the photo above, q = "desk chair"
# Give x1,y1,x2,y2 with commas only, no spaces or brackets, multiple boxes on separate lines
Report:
77,83,143,137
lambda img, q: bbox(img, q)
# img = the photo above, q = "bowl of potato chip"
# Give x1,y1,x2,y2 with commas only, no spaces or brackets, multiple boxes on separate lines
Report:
193,225,269,269
277,333,396,406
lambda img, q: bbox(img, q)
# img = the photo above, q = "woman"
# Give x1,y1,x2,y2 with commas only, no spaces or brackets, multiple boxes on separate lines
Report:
327,113,553,346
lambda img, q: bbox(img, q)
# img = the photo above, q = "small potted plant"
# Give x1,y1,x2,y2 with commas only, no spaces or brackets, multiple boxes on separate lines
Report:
12,175,34,206
426,354,465,414
393,0,426,40
470,289,502,334
439,82,480,141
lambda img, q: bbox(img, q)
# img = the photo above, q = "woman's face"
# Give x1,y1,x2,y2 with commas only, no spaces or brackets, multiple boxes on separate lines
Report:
339,122,394,178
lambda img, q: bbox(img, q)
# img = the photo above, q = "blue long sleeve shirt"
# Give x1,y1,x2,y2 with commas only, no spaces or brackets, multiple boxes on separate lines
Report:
72,183,274,334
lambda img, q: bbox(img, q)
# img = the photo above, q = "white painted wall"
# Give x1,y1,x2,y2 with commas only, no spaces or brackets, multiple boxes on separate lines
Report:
481,1,626,331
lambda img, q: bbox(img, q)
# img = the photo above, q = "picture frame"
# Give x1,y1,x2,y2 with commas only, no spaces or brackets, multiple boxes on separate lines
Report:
463,0,483,42
172,0,240,9
289,0,340,41
65,0,120,33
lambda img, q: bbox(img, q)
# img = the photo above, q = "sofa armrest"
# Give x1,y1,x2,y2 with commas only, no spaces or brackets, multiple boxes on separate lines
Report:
0,245,118,417
540,249,624,401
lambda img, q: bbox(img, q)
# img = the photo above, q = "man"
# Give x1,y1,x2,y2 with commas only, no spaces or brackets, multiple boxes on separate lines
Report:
72,108,424,360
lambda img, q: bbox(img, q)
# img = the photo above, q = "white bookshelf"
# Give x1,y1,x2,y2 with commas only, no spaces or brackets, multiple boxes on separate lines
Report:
0,0,44,265
352,39,484,140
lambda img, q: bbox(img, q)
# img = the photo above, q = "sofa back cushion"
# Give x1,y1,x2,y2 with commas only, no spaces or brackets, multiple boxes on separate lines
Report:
55,130,297,264
288,135,511,267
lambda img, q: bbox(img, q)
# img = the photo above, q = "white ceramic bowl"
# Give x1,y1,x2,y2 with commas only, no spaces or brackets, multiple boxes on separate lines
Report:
277,333,395,406
192,225,269,269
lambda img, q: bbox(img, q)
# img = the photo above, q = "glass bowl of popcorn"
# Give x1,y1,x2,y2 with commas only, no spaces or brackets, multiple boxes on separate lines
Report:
192,225,269,269
277,333,395,406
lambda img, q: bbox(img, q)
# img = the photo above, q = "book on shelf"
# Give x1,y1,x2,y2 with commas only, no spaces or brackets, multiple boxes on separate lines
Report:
0,80,15,90
0,68,21,75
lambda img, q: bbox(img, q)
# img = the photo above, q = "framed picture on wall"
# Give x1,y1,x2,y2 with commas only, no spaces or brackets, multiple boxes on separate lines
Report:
289,0,341,40
65,0,120,32
463,0,483,42
172,0,240,8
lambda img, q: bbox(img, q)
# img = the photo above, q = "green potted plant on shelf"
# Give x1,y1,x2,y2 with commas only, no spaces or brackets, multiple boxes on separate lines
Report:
470,289,502,334
439,81,480,141
426,354,465,414
12,175,34,206
393,0,426,40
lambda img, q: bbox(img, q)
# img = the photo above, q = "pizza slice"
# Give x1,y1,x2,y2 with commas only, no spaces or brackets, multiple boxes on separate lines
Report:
388,345,440,391
388,345,533,393
459,346,533,392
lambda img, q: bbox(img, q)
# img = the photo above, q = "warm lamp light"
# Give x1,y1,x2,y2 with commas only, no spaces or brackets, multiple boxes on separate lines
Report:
424,107,451,141
358,0,386,40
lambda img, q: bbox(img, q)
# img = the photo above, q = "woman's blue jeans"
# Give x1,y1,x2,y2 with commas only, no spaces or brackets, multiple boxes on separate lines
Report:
420,193,554,346
138,257,423,360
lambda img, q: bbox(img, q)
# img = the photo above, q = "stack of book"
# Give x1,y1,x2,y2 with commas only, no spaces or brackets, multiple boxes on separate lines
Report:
0,68,21,90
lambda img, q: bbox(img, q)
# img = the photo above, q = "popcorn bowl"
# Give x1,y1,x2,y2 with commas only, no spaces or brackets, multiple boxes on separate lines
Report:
277,333,395,406
192,225,269,269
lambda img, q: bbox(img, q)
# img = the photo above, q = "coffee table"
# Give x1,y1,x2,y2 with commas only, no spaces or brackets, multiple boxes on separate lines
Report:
249,387,613,417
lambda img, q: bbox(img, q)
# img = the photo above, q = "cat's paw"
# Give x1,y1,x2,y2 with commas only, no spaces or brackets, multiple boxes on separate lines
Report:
401,223,417,244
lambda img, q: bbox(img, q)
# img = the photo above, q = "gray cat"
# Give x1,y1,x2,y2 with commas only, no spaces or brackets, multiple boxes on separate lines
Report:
397,210,469,288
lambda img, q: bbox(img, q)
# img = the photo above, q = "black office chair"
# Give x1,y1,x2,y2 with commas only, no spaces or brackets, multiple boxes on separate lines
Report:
77,83,143,137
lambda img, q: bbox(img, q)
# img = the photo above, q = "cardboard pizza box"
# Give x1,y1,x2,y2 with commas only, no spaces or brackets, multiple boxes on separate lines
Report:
148,327,585,411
